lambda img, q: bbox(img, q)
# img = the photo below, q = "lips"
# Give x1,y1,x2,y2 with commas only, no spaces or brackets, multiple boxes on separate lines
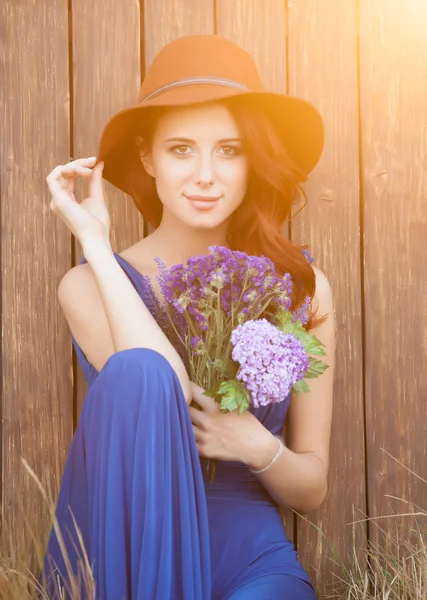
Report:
184,193,221,211
184,194,221,202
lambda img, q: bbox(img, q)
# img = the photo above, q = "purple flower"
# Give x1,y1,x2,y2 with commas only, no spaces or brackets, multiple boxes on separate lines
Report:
230,319,309,407
205,246,291,316
302,249,315,265
292,295,312,326
190,336,205,355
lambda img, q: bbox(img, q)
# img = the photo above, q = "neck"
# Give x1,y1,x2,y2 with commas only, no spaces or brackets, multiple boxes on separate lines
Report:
148,217,230,266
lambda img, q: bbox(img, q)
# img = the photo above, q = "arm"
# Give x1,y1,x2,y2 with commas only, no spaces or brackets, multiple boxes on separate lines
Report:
67,238,192,403
243,266,336,514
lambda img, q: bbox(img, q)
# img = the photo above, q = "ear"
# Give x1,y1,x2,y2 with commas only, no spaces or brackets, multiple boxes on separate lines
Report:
135,135,155,178
140,153,155,178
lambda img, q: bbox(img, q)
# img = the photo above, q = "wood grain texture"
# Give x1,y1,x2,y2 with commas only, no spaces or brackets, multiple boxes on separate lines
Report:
359,0,427,549
0,1,73,540
215,0,296,545
287,1,366,595
71,0,142,415
144,0,214,67
216,0,287,92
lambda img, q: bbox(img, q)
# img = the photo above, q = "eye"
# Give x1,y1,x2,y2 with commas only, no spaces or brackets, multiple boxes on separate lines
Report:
171,145,192,155
219,145,241,157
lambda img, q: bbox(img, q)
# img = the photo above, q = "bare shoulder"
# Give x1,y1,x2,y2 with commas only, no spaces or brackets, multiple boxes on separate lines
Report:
57,260,98,299
57,238,152,309
57,258,117,372
312,265,333,300
310,265,335,322
305,265,336,365
57,240,155,372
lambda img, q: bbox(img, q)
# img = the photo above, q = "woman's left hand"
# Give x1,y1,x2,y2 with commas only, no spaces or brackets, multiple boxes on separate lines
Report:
188,382,276,464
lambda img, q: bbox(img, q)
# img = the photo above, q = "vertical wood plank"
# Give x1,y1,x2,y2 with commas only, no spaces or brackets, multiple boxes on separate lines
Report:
144,0,214,66
216,0,286,92
0,0,73,542
216,0,295,544
72,0,141,414
359,0,427,548
287,1,365,594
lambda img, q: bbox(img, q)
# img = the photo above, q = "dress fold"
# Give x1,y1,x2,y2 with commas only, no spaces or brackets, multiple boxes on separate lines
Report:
39,348,211,600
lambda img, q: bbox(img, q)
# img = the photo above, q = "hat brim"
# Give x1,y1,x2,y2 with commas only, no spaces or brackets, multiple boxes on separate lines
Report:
96,85,324,196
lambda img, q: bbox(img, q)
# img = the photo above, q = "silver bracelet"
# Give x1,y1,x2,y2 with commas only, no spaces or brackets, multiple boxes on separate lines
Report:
250,435,284,475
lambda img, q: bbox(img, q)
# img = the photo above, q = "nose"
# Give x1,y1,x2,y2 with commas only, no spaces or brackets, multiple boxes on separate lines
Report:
194,153,214,187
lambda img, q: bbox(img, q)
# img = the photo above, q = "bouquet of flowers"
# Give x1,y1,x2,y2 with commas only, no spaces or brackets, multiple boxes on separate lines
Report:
144,246,328,480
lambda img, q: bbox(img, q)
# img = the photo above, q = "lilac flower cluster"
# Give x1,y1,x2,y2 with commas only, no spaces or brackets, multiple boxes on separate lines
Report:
211,246,294,315
231,319,309,407
154,246,294,334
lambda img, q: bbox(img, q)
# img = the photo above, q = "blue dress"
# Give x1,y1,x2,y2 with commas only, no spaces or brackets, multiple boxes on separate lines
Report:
39,253,317,599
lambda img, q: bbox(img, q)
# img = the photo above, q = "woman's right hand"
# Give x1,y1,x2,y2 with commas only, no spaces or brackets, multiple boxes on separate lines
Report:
46,156,111,248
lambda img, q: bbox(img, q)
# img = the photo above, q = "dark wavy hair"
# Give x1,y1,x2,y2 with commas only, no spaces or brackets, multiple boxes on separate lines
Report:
128,97,326,331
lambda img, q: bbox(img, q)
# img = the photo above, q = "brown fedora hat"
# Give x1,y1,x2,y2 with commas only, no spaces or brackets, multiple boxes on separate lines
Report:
96,34,324,197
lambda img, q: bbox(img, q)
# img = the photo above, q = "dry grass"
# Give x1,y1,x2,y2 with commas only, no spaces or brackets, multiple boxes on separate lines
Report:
320,508,427,599
0,458,95,600
299,449,427,599
2,452,427,599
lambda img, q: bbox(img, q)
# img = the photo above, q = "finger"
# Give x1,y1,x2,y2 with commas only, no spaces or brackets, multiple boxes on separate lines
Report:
195,442,204,457
196,441,211,459
89,161,104,199
46,164,91,205
65,156,97,168
188,405,208,428
192,426,204,443
61,165,93,176
46,158,97,186
46,164,91,190
194,436,210,457
60,165,95,193
59,166,93,194
191,385,219,413
46,166,71,203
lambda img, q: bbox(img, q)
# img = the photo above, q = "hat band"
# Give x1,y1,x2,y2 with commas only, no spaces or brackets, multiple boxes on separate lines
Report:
140,76,249,103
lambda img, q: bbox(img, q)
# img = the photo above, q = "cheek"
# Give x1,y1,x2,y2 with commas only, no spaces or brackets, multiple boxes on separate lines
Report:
221,160,249,194
153,156,192,194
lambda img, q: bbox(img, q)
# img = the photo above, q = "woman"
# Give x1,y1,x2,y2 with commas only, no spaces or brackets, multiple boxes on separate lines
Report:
41,34,335,599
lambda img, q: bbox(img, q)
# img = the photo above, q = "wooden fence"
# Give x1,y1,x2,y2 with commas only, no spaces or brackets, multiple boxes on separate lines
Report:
1,1,426,597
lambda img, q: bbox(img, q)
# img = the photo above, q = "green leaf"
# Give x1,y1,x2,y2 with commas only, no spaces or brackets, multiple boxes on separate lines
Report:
292,379,311,393
217,379,251,413
202,383,219,400
273,308,293,329
211,358,239,379
305,357,329,379
296,331,326,356
278,317,326,357
220,394,239,413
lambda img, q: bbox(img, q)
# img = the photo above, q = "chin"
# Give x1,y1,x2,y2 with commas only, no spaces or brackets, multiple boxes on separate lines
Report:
186,216,230,231
178,210,231,230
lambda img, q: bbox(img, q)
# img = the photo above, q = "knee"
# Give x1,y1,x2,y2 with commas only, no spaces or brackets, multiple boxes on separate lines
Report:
96,347,177,383
84,347,181,412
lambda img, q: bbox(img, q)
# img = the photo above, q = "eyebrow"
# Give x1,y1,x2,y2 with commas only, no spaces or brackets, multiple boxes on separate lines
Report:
163,137,242,144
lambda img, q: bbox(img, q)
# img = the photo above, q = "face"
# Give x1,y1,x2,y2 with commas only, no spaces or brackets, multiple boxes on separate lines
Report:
139,103,249,231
